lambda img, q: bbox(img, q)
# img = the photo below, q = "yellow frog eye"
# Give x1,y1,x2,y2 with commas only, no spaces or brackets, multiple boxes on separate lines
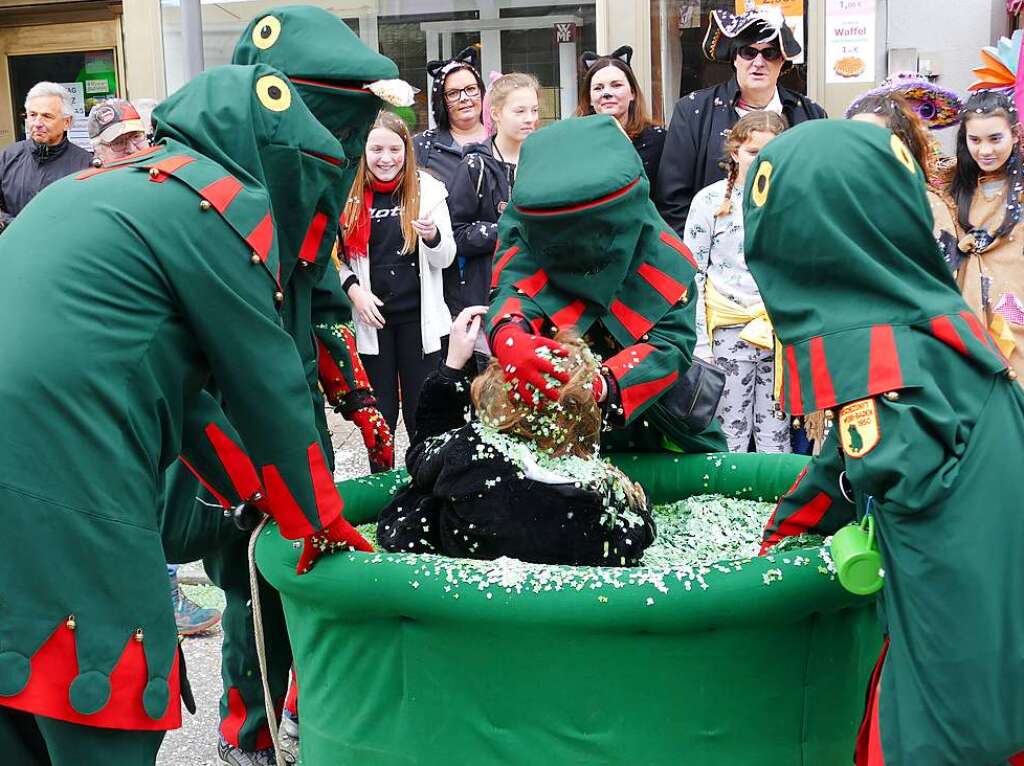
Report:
891,134,917,175
751,160,772,207
252,16,281,50
256,75,291,112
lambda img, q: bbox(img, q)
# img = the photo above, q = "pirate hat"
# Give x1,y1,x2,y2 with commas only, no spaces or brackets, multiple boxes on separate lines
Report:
703,9,801,73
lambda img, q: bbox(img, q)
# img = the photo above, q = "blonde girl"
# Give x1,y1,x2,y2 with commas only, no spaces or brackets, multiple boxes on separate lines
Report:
683,110,789,453
340,110,456,450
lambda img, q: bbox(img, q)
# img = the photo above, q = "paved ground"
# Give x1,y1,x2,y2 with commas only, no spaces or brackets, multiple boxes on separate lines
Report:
157,410,408,765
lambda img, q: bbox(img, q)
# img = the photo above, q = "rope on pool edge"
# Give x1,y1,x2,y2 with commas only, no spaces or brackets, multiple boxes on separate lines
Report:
248,513,287,766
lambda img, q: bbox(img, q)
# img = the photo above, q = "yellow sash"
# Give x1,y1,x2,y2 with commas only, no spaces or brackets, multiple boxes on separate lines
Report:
704,279,783,402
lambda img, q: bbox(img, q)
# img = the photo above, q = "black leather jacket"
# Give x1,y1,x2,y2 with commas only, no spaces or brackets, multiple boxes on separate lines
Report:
654,77,827,236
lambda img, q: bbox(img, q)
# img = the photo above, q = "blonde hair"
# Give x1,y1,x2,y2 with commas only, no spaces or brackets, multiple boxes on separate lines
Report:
488,72,540,133
342,110,421,254
471,330,602,458
715,111,788,217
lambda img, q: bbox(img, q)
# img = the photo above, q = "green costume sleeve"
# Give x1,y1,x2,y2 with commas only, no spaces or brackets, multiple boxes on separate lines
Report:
841,387,965,512
760,428,856,552
311,265,376,415
158,229,342,540
177,390,260,509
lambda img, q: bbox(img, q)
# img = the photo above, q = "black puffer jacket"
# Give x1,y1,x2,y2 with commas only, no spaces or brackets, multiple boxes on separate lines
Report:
412,127,482,187
654,77,826,236
377,364,656,566
444,141,514,316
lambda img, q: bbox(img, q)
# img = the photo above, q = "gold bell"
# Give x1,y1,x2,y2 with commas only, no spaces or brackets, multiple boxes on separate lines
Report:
273,291,284,304
250,253,262,265
792,417,802,429
134,628,144,643
148,167,160,178
298,259,310,269
1008,368,1019,381
883,391,900,401
66,614,76,631
199,200,212,211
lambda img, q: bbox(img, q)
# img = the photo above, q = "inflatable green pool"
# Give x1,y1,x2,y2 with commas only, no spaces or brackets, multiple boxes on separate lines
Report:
256,452,881,765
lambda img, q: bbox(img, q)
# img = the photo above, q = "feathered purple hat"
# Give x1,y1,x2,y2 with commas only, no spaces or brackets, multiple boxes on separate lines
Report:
845,71,963,129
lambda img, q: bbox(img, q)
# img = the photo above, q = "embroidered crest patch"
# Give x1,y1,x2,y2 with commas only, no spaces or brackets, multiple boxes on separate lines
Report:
839,399,880,458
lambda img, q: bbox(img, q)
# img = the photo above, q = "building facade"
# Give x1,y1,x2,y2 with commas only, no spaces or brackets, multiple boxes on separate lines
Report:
0,0,1012,148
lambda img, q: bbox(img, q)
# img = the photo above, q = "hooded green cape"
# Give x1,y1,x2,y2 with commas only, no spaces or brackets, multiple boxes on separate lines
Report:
747,120,1024,765
0,65,346,731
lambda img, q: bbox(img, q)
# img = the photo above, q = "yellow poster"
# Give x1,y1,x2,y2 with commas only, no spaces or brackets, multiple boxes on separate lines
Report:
839,399,880,459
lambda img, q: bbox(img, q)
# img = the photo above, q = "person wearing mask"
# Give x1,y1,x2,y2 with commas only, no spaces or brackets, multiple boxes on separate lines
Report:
0,81,91,231
948,90,1024,378
413,47,489,185
445,72,539,319
86,97,224,639
576,45,666,195
655,8,825,235
342,110,456,447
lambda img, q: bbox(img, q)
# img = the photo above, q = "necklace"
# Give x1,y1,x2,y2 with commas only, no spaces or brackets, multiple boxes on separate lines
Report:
491,137,517,190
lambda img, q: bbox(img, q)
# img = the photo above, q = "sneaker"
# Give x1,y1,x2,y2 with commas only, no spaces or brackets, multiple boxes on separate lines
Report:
280,709,299,740
171,576,221,636
218,738,295,766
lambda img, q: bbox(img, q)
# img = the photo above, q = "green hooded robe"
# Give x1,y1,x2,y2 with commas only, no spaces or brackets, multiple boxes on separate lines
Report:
0,64,347,733
747,120,1024,765
485,115,725,452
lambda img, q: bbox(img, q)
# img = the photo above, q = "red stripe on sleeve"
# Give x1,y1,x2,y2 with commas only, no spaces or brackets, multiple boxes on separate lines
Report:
298,212,329,264
784,345,802,413
490,245,520,288
637,262,688,304
761,491,832,552
246,213,275,263
177,455,232,509
867,324,903,392
261,464,315,539
490,297,524,330
515,268,548,298
199,175,243,213
204,424,263,502
610,299,654,340
929,315,969,356
809,336,836,410
620,369,679,420
551,300,586,330
658,230,699,268
307,443,342,529
603,343,656,382
149,155,195,176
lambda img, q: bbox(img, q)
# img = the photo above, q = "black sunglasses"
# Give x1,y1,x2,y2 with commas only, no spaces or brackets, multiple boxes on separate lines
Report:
736,45,783,62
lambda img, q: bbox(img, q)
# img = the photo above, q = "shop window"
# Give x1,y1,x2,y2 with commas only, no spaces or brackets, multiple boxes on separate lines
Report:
9,49,118,147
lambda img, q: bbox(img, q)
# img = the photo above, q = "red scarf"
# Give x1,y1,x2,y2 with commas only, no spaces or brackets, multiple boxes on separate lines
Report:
341,174,401,259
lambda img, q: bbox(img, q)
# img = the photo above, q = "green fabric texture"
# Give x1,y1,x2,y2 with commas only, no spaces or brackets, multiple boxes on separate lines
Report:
0,65,344,726
232,5,399,194
258,452,879,765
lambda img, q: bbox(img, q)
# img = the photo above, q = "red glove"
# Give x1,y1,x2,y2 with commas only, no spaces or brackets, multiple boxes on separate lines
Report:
297,514,373,574
351,407,394,470
492,324,570,406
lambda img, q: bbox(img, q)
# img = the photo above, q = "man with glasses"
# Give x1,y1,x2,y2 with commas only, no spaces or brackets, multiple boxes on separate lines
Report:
87,99,151,165
655,8,826,232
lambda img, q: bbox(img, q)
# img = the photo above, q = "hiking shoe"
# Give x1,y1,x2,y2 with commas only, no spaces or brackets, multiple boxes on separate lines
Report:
218,739,295,766
171,577,220,636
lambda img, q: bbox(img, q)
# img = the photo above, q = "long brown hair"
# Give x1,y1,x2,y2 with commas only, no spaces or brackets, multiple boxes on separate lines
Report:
847,94,933,175
342,110,421,254
715,111,788,217
472,330,601,458
575,59,657,139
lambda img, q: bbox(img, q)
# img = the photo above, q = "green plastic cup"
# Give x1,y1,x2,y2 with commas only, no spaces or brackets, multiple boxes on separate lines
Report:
830,515,883,595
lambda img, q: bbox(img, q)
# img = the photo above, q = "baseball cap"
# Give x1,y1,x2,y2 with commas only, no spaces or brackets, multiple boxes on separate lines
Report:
87,99,146,145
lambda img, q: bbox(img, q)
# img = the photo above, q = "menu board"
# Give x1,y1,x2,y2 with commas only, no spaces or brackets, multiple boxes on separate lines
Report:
825,0,876,84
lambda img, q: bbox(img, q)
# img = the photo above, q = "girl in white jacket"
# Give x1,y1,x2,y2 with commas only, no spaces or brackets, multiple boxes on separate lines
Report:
340,111,456,452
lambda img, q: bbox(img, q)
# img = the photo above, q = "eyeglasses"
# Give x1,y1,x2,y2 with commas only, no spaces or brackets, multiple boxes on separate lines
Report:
736,45,783,62
443,84,481,103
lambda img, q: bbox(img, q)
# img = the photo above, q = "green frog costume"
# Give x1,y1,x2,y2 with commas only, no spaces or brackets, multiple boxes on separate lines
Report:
485,115,725,452
748,120,1024,765
0,64,365,763
156,7,402,755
